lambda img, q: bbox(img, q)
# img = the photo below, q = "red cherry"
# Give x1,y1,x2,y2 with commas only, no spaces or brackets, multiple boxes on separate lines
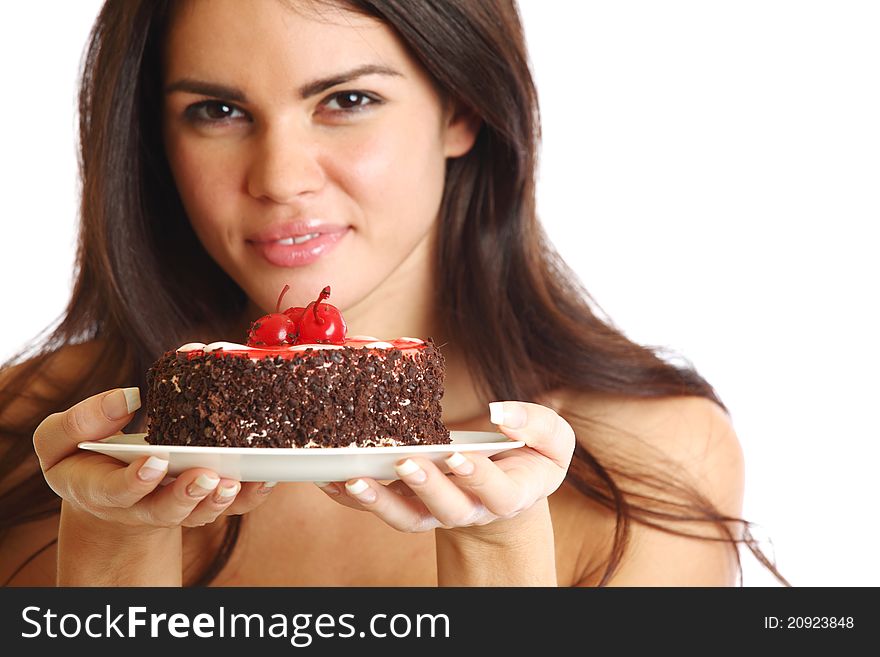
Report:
247,314,295,347
295,286,347,345
247,285,296,347
283,306,307,342
284,306,306,322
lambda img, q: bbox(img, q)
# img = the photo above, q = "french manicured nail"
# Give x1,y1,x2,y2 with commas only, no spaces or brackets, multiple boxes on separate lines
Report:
445,452,474,476
102,387,141,420
345,479,377,503
137,456,168,481
216,482,240,502
395,459,427,483
259,481,278,494
123,388,141,413
489,401,527,429
187,474,220,497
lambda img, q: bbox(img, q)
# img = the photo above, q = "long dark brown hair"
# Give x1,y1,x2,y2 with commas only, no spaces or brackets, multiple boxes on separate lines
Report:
0,0,787,586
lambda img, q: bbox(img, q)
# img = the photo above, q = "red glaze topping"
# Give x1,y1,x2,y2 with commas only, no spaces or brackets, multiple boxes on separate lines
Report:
182,338,426,360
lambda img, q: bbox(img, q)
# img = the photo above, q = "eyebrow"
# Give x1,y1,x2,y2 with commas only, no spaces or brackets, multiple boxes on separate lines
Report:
165,64,403,102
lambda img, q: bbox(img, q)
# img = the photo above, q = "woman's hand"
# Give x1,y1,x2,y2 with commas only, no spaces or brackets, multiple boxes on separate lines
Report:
34,387,276,531
315,401,575,535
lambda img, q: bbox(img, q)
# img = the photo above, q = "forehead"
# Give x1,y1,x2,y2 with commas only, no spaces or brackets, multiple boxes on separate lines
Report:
163,0,413,85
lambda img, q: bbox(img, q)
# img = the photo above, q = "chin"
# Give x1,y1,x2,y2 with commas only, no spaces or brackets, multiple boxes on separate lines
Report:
237,270,362,316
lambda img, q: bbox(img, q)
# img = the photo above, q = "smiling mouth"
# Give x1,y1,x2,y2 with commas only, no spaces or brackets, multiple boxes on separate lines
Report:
248,226,350,268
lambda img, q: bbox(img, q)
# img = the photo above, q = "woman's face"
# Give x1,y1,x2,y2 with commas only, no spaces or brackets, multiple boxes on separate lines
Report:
162,0,476,324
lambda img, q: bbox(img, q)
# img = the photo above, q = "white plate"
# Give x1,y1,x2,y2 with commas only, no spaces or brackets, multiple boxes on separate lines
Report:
78,432,524,482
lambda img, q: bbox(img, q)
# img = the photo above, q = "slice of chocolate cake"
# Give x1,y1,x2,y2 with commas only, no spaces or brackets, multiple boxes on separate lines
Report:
144,337,450,448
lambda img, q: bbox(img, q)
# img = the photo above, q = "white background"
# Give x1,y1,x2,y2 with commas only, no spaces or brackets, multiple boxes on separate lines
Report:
1,1,877,586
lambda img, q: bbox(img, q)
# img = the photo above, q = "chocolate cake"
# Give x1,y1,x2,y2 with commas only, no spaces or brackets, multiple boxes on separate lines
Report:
144,337,450,448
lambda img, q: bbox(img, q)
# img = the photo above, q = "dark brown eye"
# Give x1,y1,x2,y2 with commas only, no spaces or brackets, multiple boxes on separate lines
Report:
326,92,372,111
203,102,235,119
186,100,246,123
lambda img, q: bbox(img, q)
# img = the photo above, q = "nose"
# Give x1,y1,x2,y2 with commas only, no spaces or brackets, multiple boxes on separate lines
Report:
246,122,326,203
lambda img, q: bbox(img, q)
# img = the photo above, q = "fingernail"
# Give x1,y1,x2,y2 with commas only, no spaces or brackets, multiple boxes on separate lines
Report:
187,474,220,497
216,482,240,501
445,452,474,476
489,401,527,429
395,459,426,483
137,456,168,481
123,387,141,413
345,479,376,503
101,387,141,420
259,481,278,494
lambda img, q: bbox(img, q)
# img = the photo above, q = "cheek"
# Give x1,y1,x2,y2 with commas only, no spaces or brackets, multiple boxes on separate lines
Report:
327,119,447,232
164,131,243,237
163,132,252,275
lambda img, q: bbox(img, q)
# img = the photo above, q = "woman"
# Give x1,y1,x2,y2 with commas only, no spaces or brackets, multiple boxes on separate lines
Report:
0,0,786,586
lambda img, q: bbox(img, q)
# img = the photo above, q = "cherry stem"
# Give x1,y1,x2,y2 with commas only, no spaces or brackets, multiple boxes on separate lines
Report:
275,285,290,313
312,286,331,324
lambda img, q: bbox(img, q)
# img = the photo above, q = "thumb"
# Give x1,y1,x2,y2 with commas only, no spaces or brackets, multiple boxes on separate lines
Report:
488,400,576,470
33,387,141,472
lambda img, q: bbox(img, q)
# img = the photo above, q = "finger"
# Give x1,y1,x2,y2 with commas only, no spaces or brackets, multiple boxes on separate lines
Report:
131,469,224,527
443,452,529,518
314,478,417,513
380,457,481,528
42,452,167,509
34,387,141,471
488,401,576,469
86,455,170,508
180,479,242,527
222,481,277,516
336,477,440,532
315,481,375,512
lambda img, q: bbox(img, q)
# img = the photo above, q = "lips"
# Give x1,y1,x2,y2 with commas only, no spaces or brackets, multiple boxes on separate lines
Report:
247,221,350,268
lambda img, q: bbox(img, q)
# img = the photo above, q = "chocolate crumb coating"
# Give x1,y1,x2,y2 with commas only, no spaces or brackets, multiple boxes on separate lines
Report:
144,340,450,448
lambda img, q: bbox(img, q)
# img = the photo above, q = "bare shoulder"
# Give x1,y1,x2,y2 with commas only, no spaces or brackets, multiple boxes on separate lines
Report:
0,339,108,427
556,389,742,487
0,340,107,586
548,389,745,586
0,338,108,383
0,337,110,489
